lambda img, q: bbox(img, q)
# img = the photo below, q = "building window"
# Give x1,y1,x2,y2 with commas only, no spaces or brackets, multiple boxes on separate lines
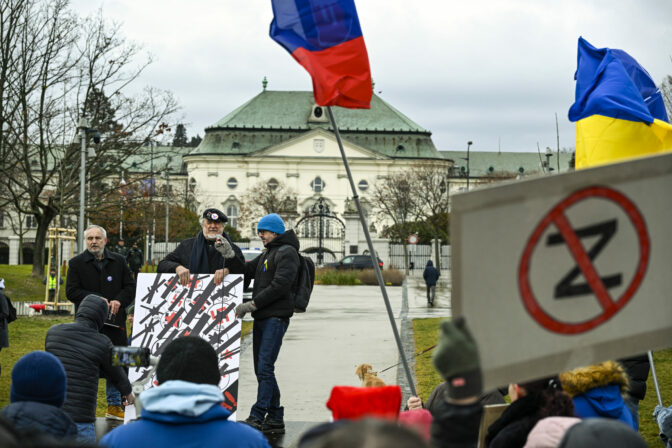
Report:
227,177,238,189
311,176,325,193
358,180,368,191
26,215,37,229
226,204,238,229
267,178,279,190
313,138,325,153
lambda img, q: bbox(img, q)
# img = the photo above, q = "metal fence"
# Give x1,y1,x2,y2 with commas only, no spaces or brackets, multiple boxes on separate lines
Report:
389,244,451,271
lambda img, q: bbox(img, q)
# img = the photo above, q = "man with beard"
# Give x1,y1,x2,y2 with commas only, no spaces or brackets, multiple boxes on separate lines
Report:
157,208,245,285
65,224,135,422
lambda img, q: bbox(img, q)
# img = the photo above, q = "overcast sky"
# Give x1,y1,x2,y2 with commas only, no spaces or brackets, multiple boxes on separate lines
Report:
70,0,672,153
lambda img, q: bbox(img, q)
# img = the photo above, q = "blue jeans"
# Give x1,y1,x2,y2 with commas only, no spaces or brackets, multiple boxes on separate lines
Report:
106,381,122,406
75,422,96,443
250,317,289,421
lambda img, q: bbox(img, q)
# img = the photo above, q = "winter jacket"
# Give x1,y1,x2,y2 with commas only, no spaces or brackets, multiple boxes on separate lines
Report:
45,295,132,423
559,360,635,429
66,249,135,346
1,401,77,439
423,260,440,286
127,248,144,271
430,399,483,448
245,230,301,320
619,354,649,401
157,233,245,275
100,380,270,448
0,290,9,348
485,394,546,448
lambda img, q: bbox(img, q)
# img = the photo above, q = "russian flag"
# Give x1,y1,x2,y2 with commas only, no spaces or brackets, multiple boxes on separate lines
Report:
270,0,372,109
568,37,672,168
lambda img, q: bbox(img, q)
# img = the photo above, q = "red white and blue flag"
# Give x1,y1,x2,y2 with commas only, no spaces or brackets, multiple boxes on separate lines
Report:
270,0,372,109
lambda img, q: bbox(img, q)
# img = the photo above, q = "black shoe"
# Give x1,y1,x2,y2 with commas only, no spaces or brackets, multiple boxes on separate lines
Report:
262,418,285,434
242,416,263,431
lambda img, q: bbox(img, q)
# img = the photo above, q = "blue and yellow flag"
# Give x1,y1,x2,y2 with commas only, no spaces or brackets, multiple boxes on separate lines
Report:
568,37,672,168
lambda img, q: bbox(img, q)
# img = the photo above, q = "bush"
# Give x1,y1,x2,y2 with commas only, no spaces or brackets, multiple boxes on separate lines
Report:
357,268,404,286
315,268,360,285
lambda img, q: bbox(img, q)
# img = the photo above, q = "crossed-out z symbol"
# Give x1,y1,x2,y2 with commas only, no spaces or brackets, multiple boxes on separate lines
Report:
546,219,622,298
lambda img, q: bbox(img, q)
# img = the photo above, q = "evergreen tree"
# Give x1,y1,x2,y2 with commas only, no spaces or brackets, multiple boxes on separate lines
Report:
173,123,188,147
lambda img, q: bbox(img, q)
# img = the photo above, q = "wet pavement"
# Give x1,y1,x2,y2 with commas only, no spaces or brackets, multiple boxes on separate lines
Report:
97,272,453,447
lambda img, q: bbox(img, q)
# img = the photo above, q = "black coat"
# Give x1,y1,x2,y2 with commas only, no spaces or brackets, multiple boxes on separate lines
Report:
619,354,650,401
430,400,483,448
157,234,245,275
423,261,440,286
1,401,77,439
45,295,132,423
66,249,135,346
245,230,300,320
485,394,542,448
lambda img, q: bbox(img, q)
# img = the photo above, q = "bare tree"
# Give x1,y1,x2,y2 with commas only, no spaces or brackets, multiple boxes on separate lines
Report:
238,179,296,236
372,172,416,273
0,1,178,276
410,161,451,270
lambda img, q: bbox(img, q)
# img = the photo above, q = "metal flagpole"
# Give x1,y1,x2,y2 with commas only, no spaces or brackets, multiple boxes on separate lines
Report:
326,106,417,397
648,350,663,407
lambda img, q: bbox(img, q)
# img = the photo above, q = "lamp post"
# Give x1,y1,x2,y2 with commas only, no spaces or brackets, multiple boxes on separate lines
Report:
545,147,554,174
465,141,472,191
164,169,170,244
77,117,89,252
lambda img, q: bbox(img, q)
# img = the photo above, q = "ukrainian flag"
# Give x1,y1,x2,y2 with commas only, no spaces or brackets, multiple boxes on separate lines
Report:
568,37,672,169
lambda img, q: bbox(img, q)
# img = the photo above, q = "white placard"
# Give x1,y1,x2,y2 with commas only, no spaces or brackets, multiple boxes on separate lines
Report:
125,273,243,421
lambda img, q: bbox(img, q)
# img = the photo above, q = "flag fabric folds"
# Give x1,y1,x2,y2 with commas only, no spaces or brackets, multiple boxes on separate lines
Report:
270,0,372,109
568,37,672,168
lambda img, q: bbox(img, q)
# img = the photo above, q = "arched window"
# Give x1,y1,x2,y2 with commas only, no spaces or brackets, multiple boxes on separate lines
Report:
267,178,279,190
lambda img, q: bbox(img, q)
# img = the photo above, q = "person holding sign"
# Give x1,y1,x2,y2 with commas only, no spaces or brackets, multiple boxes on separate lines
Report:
157,208,245,285
235,213,300,435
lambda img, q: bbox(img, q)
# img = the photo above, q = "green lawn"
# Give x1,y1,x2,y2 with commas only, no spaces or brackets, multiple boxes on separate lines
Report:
0,264,51,302
1,317,254,417
412,317,671,447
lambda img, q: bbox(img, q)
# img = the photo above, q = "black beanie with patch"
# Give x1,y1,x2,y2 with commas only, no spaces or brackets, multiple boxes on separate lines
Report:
156,336,221,385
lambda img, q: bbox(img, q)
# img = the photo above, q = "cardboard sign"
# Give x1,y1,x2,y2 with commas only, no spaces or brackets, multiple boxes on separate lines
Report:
452,152,672,390
126,273,243,420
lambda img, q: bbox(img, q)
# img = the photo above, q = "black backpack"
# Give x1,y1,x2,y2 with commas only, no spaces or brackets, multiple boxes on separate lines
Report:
293,255,315,313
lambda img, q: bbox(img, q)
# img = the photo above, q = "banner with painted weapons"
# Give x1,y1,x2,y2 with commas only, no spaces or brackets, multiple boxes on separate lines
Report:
126,273,243,420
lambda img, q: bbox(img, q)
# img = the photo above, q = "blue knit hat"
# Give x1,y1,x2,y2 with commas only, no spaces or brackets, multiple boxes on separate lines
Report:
257,213,285,234
11,351,67,407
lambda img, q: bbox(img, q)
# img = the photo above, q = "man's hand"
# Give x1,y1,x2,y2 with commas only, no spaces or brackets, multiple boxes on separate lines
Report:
123,392,136,406
109,299,121,315
235,301,256,319
175,265,190,286
213,268,229,286
407,396,423,410
214,234,236,259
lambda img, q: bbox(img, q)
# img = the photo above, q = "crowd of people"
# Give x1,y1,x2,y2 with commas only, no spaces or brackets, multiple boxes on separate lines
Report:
0,206,671,447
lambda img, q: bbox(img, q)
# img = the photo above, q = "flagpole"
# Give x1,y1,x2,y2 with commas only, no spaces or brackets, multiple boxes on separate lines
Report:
326,106,417,397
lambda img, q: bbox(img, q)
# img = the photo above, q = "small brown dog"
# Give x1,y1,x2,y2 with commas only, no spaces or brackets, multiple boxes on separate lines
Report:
355,363,387,387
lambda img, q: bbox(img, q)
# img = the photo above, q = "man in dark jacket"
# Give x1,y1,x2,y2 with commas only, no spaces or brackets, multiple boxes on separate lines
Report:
235,213,300,435
65,224,135,421
126,242,144,279
100,336,269,448
45,294,134,443
1,351,77,440
423,260,440,306
157,208,245,285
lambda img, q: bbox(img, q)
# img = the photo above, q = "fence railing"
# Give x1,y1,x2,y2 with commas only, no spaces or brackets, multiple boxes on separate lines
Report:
388,244,451,271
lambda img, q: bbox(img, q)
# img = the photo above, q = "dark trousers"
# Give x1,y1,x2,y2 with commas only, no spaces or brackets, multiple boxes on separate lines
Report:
251,317,289,421
426,285,436,303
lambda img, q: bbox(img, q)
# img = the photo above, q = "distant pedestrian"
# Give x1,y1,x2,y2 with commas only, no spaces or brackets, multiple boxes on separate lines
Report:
42,268,64,301
113,238,129,258
1,351,77,440
0,278,16,377
423,260,440,306
127,242,144,279
409,261,415,272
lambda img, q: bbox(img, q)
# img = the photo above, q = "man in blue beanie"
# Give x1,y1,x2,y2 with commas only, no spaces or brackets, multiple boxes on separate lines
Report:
234,213,300,435
1,351,77,440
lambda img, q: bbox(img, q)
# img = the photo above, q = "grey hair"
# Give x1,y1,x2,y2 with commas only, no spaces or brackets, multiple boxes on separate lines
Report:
84,224,107,239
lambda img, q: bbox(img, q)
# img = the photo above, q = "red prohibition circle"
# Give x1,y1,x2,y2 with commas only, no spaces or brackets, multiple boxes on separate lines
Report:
518,186,650,335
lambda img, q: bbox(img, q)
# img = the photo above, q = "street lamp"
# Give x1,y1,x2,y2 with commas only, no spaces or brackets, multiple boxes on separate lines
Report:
463,141,473,191
77,117,99,252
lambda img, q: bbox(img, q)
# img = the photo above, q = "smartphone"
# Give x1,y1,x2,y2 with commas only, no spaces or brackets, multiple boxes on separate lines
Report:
112,346,151,368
